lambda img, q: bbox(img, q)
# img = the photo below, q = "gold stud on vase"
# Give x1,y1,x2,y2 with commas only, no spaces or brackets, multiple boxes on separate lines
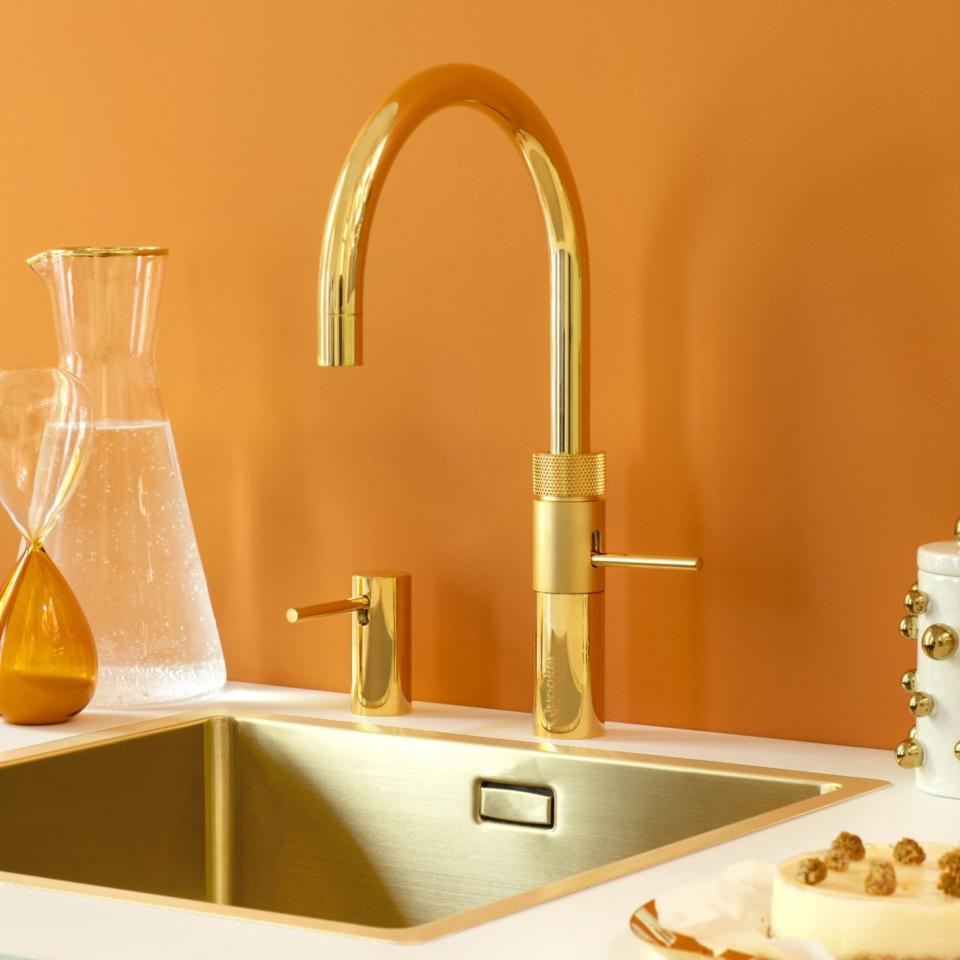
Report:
901,669,917,692
909,725,917,740
955,741,960,761
954,518,960,539
921,624,959,660
904,588,929,615
895,739,924,769
900,616,918,640
909,692,936,717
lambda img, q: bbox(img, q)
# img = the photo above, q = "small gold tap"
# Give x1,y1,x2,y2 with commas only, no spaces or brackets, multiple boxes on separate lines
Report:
316,64,701,738
288,572,411,716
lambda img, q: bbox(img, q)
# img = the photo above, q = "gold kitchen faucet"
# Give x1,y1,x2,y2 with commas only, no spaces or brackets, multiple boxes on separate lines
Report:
315,64,701,738
287,573,412,717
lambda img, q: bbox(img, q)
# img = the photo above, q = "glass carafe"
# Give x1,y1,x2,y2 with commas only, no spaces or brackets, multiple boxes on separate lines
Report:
28,247,226,707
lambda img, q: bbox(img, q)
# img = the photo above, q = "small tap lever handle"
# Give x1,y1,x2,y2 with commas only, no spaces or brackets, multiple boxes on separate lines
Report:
286,572,411,717
591,552,702,572
286,595,369,623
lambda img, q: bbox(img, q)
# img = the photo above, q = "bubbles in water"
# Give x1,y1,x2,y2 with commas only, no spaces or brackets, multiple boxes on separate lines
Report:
44,420,226,707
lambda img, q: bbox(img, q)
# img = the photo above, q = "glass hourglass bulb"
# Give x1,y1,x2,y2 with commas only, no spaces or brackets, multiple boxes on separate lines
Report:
0,369,97,724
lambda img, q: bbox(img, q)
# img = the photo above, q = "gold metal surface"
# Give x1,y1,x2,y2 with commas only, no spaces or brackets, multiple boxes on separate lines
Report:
533,498,605,595
591,553,702,571
895,738,923,769
532,452,605,498
901,669,917,692
954,518,960,539
534,592,604,738
904,587,929,615
26,246,168,262
528,466,701,736
204,717,233,904
0,711,886,943
288,573,411,715
318,64,587,456
317,65,703,739
899,615,918,640
286,596,369,623
922,623,958,660
351,573,411,716
478,782,553,828
908,692,935,717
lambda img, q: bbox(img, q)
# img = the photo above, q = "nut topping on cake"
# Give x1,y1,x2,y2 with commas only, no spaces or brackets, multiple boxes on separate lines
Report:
832,831,866,862
939,869,960,897
865,859,897,896
939,851,960,897
939,848,960,871
893,838,926,865
824,846,850,872
796,857,827,885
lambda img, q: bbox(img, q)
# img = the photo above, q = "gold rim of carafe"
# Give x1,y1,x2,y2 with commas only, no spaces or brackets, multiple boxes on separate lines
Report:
26,246,168,264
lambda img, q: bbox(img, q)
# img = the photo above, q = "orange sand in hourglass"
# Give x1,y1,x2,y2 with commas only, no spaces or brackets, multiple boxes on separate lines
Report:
0,543,96,724
0,368,97,724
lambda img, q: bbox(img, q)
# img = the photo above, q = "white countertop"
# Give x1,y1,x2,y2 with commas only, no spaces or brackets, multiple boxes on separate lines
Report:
0,682,933,960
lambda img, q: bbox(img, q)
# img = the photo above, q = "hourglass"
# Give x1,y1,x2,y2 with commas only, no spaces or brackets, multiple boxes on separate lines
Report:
0,369,96,724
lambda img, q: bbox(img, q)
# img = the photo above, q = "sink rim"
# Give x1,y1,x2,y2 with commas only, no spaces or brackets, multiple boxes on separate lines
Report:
0,708,889,943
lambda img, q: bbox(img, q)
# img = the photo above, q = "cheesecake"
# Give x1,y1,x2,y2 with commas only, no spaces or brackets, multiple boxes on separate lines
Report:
771,838,960,959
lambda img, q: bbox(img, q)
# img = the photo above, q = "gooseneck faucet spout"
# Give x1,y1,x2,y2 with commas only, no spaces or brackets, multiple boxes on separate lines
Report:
318,63,586,455
318,64,701,738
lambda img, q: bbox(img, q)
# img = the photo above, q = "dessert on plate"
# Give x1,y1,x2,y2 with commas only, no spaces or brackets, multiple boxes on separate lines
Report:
771,833,960,960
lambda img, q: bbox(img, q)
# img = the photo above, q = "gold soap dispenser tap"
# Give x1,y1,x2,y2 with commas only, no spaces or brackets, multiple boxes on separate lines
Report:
287,572,411,716
315,64,702,739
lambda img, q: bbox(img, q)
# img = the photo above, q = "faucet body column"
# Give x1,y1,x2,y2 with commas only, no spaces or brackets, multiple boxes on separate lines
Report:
532,452,606,738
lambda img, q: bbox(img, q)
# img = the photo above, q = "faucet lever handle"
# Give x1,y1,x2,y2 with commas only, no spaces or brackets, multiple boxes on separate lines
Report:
591,552,702,572
286,595,369,624
285,572,412,717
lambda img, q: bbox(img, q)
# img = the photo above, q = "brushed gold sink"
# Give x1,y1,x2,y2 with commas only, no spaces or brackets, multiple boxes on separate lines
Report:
0,711,885,942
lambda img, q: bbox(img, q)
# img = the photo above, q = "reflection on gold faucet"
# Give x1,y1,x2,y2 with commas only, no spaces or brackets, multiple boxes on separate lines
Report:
317,64,700,738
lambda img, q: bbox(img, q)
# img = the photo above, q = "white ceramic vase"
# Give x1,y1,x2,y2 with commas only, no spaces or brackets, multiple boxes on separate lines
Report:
900,538,960,797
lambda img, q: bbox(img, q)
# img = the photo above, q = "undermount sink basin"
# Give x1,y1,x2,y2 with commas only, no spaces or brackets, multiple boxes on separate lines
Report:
0,711,885,942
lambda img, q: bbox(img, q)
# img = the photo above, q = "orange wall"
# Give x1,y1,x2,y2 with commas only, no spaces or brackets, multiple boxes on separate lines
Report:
0,1,957,748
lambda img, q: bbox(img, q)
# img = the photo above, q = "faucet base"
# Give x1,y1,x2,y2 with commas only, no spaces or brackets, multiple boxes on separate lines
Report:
351,573,412,716
533,591,604,738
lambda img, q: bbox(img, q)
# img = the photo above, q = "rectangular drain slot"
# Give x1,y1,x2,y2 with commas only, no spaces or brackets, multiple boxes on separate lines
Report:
478,780,555,828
